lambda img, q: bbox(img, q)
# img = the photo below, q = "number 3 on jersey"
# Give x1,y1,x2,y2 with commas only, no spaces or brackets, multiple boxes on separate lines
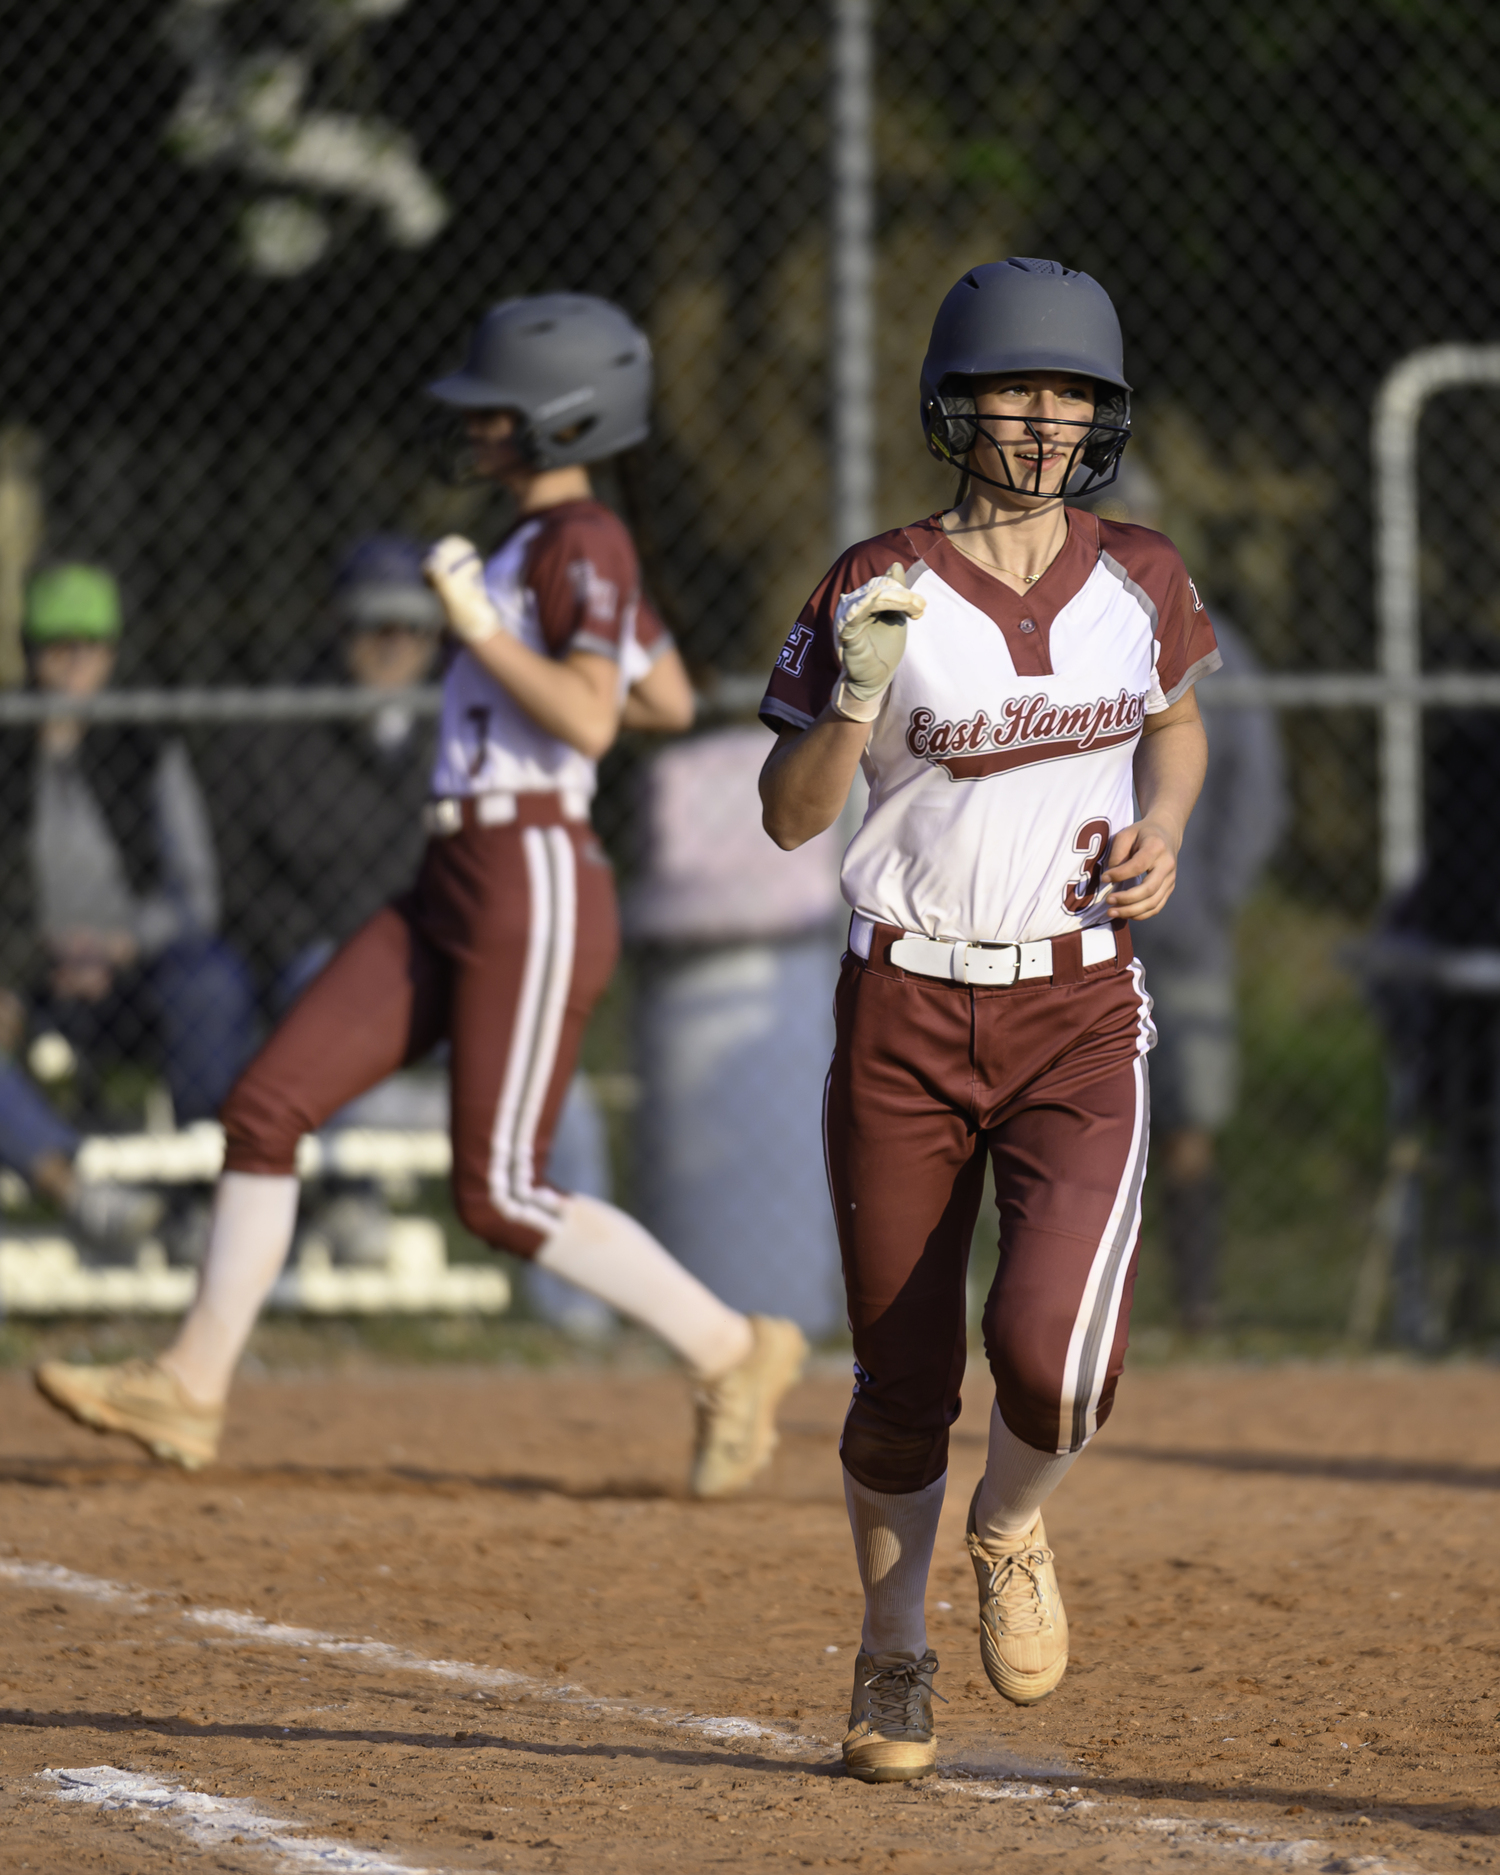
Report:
1063,817,1111,915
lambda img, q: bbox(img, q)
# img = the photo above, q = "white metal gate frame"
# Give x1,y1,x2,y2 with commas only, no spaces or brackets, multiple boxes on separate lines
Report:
1372,344,1500,893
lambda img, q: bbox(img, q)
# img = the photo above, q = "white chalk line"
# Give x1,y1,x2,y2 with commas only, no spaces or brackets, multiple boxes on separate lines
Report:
43,1764,443,1874
6,1557,1414,1873
0,1556,821,1753
40,1768,1408,1875
1126,1810,1403,1872
934,1779,1410,1872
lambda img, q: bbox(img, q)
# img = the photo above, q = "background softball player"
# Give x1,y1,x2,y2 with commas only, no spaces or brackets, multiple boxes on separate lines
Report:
36,293,807,1496
760,258,1218,1780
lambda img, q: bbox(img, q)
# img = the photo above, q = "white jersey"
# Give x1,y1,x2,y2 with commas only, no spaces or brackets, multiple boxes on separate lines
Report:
430,498,669,801
761,507,1220,946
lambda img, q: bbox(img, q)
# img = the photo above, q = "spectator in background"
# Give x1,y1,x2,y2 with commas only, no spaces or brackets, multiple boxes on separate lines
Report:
221,535,442,1012
1082,469,1286,1329
0,990,163,1252
0,564,254,1129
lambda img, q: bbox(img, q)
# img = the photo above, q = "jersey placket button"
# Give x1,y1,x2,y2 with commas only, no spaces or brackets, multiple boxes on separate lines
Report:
1019,618,1037,633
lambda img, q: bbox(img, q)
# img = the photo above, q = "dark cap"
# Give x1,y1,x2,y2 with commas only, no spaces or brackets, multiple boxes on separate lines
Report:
336,535,443,631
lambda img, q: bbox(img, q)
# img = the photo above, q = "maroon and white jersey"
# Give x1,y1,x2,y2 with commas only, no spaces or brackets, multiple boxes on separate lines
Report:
431,498,669,800
760,507,1220,945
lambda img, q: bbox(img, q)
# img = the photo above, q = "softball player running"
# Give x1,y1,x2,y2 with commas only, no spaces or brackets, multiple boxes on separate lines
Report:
38,294,807,1495
760,259,1218,1781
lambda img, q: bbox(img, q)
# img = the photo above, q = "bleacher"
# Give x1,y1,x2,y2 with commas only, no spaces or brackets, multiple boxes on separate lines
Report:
0,1120,509,1317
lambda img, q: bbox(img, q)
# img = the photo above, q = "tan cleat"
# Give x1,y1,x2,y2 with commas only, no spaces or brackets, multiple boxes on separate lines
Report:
34,1358,222,1471
965,1483,1069,1705
688,1314,808,1498
842,1648,942,1783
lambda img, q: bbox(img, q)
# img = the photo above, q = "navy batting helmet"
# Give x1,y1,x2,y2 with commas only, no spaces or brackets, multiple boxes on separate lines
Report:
428,293,652,472
919,259,1131,497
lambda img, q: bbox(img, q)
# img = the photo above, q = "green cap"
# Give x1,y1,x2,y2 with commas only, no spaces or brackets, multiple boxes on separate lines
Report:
24,565,122,643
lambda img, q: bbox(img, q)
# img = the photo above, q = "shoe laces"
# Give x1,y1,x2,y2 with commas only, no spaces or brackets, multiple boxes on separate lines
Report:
861,1655,945,1733
967,1531,1056,1636
693,1371,742,1431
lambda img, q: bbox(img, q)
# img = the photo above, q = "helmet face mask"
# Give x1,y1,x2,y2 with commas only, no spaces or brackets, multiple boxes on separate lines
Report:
424,403,544,488
926,377,1131,499
422,404,487,486
919,258,1132,499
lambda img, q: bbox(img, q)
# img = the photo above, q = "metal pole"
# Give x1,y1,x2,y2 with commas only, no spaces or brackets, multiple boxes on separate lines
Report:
0,678,830,727
830,0,875,553
20,667,1500,732
0,683,444,725
1372,343,1500,893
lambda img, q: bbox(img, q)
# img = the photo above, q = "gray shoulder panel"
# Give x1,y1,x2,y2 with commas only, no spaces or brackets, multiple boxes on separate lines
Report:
1161,646,1224,708
759,695,815,732
1097,549,1160,635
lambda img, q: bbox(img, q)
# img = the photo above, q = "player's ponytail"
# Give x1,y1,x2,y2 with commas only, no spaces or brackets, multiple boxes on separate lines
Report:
614,444,688,644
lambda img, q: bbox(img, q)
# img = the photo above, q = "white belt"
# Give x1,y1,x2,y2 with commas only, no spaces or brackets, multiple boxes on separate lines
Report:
424,788,590,836
849,912,1117,986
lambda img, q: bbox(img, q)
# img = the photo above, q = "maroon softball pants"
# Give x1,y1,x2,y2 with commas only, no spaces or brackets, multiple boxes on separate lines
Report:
826,922,1154,1494
222,799,619,1256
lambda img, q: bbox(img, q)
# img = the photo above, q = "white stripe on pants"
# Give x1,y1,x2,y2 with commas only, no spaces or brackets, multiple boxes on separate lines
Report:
1055,962,1153,1452
486,825,577,1235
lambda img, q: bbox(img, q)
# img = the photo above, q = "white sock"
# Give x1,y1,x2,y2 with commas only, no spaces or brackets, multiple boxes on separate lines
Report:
971,1399,1080,1546
534,1194,753,1380
843,1469,946,1658
158,1172,300,1407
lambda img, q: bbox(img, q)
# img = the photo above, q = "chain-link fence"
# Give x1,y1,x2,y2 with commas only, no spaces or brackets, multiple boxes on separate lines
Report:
2,0,1500,1348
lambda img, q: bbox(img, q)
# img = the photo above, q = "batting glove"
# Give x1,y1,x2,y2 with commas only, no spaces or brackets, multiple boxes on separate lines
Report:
424,535,501,647
830,563,924,723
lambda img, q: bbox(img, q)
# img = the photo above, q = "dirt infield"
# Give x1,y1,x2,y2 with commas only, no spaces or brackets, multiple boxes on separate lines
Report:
2,1356,1498,1874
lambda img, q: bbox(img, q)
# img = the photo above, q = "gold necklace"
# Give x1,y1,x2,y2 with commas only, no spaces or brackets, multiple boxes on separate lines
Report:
944,512,1065,588
949,537,1060,584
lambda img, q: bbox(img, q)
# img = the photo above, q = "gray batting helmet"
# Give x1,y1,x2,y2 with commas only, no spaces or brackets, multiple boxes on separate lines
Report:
919,258,1131,496
428,293,652,470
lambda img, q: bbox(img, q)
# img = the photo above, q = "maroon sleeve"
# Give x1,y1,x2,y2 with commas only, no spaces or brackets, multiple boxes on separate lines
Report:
1098,520,1221,708
759,528,923,733
524,504,642,660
